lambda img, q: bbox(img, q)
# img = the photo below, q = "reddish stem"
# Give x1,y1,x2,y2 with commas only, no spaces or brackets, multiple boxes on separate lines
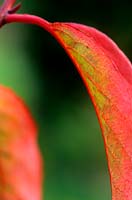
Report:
5,13,53,35
0,0,16,15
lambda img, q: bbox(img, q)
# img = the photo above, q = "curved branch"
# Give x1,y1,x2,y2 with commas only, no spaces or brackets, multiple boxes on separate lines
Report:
0,0,16,16
5,13,53,35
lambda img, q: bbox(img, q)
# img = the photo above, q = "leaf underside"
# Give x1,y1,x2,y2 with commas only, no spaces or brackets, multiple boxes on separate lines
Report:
0,85,42,200
50,22,132,200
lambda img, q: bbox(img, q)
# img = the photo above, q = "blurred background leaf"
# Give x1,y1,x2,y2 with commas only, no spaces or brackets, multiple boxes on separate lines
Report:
0,0,131,199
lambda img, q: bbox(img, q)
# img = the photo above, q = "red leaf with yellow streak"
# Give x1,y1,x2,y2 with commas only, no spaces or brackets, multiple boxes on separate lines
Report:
1,4,132,198
49,23,132,200
0,85,42,200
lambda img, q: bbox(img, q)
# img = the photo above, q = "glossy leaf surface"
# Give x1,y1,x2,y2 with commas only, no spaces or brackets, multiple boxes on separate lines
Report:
50,23,132,200
0,85,42,200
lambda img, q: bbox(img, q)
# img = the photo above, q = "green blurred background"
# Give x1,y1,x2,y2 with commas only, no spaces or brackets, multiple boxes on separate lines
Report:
0,0,132,199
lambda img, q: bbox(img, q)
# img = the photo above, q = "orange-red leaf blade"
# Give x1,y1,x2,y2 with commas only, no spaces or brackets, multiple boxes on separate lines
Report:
50,22,132,200
0,85,42,200
3,12,132,199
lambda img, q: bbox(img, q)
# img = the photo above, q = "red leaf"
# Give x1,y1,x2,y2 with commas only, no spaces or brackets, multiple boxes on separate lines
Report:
0,85,42,200
50,23,132,200
2,10,132,199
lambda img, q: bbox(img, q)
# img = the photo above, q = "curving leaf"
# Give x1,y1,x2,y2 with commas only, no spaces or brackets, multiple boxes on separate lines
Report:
0,85,42,200
2,8,132,199
50,22,132,200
